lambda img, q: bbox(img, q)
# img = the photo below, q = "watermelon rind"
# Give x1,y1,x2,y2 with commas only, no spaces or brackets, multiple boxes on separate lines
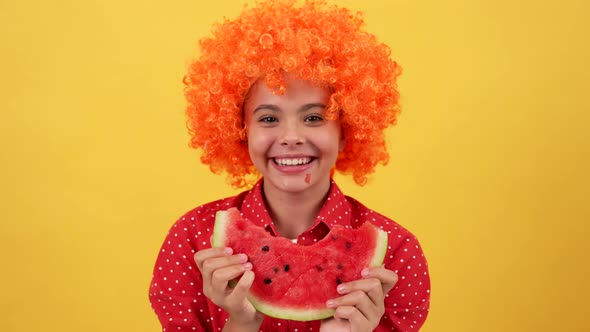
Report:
211,209,231,247
370,227,389,268
211,208,389,321
248,294,335,321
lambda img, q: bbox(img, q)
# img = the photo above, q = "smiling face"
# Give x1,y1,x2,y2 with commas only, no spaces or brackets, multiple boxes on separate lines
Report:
244,76,345,196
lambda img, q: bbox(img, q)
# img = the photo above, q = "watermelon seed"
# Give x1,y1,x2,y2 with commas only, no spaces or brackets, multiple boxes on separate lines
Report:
345,242,352,249
273,267,279,273
284,264,290,272
337,263,343,270
336,278,342,285
264,278,272,284
316,265,323,272
262,245,269,252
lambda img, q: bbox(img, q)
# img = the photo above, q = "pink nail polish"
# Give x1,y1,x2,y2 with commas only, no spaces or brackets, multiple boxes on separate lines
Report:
361,268,370,277
326,300,335,308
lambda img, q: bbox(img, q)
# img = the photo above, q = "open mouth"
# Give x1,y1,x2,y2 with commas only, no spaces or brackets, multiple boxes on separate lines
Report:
273,157,313,166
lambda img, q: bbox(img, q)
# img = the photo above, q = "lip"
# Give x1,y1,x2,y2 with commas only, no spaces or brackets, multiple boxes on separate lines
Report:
269,155,316,174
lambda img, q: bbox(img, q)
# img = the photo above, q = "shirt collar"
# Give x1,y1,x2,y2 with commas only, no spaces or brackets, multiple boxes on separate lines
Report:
239,178,352,237
238,180,275,230
314,179,353,229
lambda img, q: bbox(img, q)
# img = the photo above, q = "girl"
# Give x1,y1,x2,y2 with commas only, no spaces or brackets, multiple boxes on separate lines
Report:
149,1,430,331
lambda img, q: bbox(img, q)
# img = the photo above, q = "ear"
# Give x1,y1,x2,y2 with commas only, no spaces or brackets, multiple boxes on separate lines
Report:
239,126,248,141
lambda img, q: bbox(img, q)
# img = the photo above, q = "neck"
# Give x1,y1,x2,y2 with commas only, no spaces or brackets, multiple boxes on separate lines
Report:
262,179,331,239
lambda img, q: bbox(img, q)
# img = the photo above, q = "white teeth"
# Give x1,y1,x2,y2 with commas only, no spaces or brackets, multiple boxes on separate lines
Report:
274,158,311,166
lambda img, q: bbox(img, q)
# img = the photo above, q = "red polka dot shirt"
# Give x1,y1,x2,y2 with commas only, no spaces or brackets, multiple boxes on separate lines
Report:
149,180,430,331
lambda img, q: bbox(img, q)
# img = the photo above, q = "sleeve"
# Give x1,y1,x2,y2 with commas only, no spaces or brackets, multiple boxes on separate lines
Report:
376,232,431,332
148,216,214,332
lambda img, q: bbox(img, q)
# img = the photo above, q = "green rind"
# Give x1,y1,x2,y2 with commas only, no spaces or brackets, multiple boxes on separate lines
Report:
211,210,230,248
248,294,335,321
369,228,389,267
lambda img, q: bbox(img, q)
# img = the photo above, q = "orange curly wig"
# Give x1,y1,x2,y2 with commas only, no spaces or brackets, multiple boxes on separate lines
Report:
184,0,402,188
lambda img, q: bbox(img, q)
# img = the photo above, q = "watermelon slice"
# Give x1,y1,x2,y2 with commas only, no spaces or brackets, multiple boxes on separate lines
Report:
212,208,388,321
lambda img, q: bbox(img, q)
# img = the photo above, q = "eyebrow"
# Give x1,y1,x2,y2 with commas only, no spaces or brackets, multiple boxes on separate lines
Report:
253,103,327,113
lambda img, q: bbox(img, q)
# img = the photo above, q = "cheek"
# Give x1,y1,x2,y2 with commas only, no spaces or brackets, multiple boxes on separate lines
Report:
318,126,343,153
247,128,272,157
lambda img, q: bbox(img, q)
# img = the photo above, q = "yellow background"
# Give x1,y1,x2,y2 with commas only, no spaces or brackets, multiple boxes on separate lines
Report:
1,0,589,331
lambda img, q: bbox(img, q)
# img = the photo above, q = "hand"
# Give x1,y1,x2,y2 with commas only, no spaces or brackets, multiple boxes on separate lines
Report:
320,267,398,332
194,247,262,326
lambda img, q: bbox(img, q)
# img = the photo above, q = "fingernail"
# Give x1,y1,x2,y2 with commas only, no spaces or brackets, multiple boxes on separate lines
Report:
238,253,248,263
326,300,335,308
224,247,233,255
361,268,370,277
243,262,252,270
337,284,346,294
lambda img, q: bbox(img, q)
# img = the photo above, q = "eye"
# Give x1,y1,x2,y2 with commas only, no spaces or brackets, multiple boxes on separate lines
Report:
304,114,324,123
259,115,278,123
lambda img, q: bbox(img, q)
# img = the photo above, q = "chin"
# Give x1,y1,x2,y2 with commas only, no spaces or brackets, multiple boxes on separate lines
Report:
275,177,313,193
264,171,331,195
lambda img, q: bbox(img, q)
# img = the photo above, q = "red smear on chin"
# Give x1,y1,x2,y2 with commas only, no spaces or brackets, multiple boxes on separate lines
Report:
305,173,311,184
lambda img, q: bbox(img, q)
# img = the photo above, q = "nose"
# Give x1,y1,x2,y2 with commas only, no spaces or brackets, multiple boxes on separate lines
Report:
279,121,304,146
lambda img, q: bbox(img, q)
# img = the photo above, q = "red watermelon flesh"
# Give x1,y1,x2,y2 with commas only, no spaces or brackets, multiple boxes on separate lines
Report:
212,208,388,321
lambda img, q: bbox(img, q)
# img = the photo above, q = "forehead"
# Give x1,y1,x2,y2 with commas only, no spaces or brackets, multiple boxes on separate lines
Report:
244,76,331,109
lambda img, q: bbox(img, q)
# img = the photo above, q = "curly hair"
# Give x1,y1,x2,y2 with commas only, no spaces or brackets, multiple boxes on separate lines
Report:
184,0,402,188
